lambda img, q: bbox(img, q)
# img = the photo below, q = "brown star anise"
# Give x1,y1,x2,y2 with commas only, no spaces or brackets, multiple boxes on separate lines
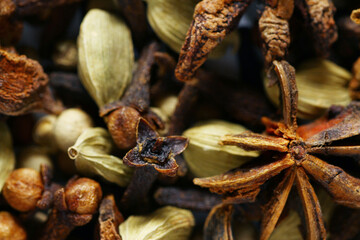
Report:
175,0,337,81
123,118,189,177
194,60,360,240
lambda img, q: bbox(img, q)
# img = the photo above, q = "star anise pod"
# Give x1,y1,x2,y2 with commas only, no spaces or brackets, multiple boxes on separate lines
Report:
123,118,189,177
194,60,360,240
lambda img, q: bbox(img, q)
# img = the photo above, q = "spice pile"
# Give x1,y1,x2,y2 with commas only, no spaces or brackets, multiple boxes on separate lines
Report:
1,0,360,239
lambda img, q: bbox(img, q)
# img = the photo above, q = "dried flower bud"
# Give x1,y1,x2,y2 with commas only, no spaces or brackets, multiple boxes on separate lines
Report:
0,212,27,240
119,206,195,240
65,178,102,215
0,49,61,116
52,40,78,70
0,122,15,192
17,146,53,171
68,128,133,187
183,120,259,177
2,168,44,212
33,114,58,152
146,0,239,57
264,59,352,119
78,9,134,108
53,108,93,152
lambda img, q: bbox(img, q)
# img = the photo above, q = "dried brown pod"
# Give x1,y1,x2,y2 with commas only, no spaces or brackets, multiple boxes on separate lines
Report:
175,0,251,82
98,195,123,240
0,49,62,116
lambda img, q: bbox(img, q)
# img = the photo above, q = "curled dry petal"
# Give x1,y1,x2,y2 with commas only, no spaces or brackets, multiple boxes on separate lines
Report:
175,0,251,82
204,204,234,240
298,102,360,145
302,155,360,208
295,167,326,240
261,168,296,240
0,50,59,116
193,154,294,203
220,132,289,152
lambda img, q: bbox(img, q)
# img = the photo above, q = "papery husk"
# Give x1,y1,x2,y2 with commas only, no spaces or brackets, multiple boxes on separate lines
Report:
146,0,239,58
68,127,133,187
0,122,15,192
119,206,195,240
78,9,134,108
183,120,259,178
268,211,302,240
264,59,351,119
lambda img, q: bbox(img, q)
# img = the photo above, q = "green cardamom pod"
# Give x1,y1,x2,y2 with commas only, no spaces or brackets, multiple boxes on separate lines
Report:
146,0,239,58
183,120,259,178
119,206,195,240
0,122,15,192
68,127,133,187
78,9,134,108
264,59,352,119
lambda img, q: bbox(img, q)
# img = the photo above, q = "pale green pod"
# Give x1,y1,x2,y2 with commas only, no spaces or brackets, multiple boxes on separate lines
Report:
0,122,15,192
183,120,259,178
68,128,133,187
146,0,239,58
119,206,195,240
78,9,134,108
265,59,352,119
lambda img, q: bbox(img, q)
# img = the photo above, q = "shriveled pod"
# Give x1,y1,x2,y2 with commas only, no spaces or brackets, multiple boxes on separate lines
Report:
183,120,259,178
0,49,62,116
146,0,239,58
264,59,352,119
68,128,133,187
0,122,15,192
119,206,195,240
78,8,134,108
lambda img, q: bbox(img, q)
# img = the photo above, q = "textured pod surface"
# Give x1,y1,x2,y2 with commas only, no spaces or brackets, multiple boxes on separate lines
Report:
183,120,259,177
0,122,15,192
0,50,49,116
119,206,195,240
265,59,351,119
78,9,134,108
68,128,133,187
146,0,239,57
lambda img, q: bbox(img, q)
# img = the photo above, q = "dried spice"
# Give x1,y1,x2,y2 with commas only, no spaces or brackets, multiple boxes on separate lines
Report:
0,212,27,240
0,49,62,116
175,0,251,82
0,0,22,45
119,206,195,240
204,204,234,240
98,195,123,240
17,146,54,171
259,0,294,67
194,60,360,239
68,127,133,187
351,8,360,24
78,8,134,108
123,118,188,177
52,40,78,70
40,177,102,240
350,57,360,100
297,0,338,56
0,122,15,192
183,120,259,177
265,59,352,119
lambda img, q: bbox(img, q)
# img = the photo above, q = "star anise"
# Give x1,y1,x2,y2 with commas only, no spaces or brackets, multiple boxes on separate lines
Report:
123,118,189,176
175,0,337,81
194,60,360,240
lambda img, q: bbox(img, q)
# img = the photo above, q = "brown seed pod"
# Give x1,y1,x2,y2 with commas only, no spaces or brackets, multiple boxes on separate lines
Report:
0,211,27,240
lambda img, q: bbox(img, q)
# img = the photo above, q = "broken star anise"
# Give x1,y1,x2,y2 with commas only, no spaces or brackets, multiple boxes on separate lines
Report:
123,118,189,177
194,60,360,240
